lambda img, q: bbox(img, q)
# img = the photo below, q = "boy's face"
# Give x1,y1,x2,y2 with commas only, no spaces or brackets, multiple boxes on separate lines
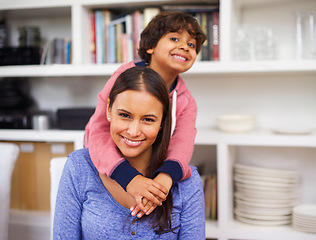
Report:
147,29,197,78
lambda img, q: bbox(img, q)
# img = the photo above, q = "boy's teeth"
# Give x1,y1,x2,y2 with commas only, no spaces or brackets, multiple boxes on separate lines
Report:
174,55,186,61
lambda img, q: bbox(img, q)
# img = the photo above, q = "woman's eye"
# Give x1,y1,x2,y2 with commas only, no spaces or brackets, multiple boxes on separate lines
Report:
119,113,130,118
143,118,155,123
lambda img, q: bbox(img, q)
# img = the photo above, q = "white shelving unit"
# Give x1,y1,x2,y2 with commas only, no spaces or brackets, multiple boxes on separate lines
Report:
1,0,316,239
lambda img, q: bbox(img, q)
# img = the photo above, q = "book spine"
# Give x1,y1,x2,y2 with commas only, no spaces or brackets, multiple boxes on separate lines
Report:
212,11,219,61
107,24,116,63
89,11,96,64
115,23,122,63
125,14,134,62
207,12,214,61
200,12,209,61
132,11,142,62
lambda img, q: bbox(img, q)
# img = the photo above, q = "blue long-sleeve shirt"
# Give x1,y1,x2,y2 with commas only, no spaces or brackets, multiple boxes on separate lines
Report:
53,148,205,239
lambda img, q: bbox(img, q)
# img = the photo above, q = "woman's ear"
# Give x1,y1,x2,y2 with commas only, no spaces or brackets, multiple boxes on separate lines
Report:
146,48,154,54
106,98,111,122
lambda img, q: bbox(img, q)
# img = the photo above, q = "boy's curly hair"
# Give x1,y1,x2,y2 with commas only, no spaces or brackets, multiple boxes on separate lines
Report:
138,11,207,64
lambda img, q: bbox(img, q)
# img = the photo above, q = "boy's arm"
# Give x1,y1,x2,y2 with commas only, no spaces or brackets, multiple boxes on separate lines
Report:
85,62,142,189
154,90,197,183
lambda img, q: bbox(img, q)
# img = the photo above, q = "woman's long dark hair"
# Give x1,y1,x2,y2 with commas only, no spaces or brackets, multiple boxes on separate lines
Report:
108,66,173,234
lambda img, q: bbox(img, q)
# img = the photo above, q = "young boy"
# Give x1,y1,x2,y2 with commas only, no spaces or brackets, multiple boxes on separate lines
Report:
84,11,206,217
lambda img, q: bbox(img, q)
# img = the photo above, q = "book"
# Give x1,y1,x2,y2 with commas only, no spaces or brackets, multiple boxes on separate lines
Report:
125,14,134,62
201,174,217,220
106,16,127,63
212,10,219,61
143,7,160,26
131,10,142,62
95,10,104,64
207,11,213,61
103,10,113,63
115,22,123,63
200,12,209,61
89,11,96,64
162,5,219,13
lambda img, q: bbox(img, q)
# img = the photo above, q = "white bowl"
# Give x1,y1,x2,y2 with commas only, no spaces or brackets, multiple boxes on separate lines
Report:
216,114,256,133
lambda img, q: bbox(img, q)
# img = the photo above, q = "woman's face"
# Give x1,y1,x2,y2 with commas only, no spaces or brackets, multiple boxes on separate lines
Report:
107,90,163,162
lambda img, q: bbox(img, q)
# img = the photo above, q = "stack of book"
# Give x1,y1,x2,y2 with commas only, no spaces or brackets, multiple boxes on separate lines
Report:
90,8,159,64
90,4,220,64
201,174,217,220
40,38,71,65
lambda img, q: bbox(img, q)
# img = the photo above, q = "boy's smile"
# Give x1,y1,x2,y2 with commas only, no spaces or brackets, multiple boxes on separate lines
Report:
147,30,197,87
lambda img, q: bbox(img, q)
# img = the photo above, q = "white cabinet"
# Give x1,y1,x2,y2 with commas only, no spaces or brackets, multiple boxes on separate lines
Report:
0,0,315,239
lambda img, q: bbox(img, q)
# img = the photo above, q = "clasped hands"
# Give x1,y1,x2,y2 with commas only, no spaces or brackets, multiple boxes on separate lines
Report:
127,173,172,218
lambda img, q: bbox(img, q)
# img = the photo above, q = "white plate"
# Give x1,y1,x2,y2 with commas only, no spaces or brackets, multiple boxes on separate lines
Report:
235,198,296,208
234,164,299,178
293,204,316,218
234,175,299,188
235,206,293,216
234,192,299,204
234,172,299,184
234,208,291,221
235,215,291,226
293,218,316,227
293,215,316,223
292,223,316,233
234,188,300,199
234,182,299,192
271,127,313,135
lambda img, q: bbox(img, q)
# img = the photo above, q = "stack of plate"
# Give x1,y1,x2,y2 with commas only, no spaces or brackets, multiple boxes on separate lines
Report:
292,204,316,233
233,164,300,226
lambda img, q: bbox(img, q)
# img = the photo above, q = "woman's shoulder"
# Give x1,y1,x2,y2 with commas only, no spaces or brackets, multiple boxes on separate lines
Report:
66,148,97,174
173,166,204,207
180,166,202,186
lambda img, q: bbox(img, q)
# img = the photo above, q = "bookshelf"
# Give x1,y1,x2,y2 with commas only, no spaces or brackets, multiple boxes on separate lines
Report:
1,0,316,239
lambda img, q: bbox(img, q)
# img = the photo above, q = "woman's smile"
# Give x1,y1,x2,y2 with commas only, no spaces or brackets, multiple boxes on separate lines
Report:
121,135,144,147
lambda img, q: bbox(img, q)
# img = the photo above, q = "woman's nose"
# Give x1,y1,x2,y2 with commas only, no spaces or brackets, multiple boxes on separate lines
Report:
127,121,141,137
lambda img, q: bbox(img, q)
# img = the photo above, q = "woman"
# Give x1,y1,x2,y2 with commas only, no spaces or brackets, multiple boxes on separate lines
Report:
53,67,205,239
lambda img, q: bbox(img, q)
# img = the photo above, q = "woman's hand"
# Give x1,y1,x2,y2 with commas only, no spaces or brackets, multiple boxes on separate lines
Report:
128,173,173,218
126,175,167,216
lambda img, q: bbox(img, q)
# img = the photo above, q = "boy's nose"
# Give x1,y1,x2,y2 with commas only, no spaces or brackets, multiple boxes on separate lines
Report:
127,121,141,137
179,42,189,51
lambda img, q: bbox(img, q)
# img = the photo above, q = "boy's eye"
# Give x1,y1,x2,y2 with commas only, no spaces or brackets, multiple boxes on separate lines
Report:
188,42,195,48
170,37,179,42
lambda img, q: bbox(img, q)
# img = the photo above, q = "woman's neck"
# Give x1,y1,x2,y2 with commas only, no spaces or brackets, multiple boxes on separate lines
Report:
124,147,152,176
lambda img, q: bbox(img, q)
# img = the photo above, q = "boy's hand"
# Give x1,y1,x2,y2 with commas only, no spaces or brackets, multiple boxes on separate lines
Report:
129,173,173,218
126,175,167,214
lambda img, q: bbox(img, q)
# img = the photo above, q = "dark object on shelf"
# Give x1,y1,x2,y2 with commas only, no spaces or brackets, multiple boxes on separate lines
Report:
18,26,41,48
0,78,34,109
0,19,7,48
0,47,40,65
57,108,95,130
0,110,32,129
